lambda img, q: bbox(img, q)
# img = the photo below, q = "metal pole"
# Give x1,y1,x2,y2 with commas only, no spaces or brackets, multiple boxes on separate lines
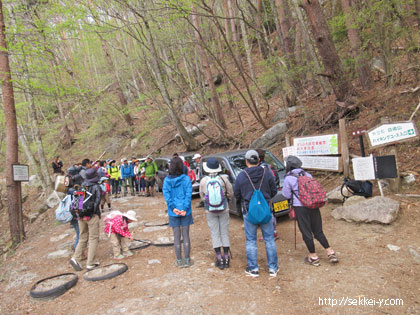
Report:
359,135,366,157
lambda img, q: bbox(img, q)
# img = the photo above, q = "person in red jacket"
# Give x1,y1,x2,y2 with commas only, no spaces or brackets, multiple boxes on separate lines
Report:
104,210,137,259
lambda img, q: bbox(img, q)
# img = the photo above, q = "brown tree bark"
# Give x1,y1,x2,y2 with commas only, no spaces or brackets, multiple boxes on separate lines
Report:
303,0,354,102
0,0,24,244
256,0,269,58
191,6,227,130
341,0,373,90
275,0,295,61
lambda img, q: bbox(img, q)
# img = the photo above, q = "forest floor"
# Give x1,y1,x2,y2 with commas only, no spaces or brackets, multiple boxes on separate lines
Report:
1,183,419,314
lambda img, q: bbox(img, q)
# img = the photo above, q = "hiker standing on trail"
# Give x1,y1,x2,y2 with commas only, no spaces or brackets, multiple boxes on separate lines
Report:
200,158,233,269
79,159,92,181
192,153,202,180
120,158,135,197
69,168,102,271
234,150,279,278
108,160,120,198
256,149,279,242
282,156,339,266
99,177,112,212
52,156,64,177
163,157,194,268
140,156,158,197
104,210,137,259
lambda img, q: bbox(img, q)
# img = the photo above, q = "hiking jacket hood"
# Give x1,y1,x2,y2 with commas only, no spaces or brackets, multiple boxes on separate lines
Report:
234,166,277,215
281,168,312,207
162,174,192,217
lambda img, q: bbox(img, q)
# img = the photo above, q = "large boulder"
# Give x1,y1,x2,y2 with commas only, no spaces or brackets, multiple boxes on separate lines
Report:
27,175,43,189
250,123,287,148
45,191,65,209
182,95,199,114
332,196,400,224
271,106,301,124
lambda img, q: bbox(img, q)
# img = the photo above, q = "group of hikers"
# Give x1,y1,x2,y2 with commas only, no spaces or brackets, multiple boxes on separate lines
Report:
61,149,338,277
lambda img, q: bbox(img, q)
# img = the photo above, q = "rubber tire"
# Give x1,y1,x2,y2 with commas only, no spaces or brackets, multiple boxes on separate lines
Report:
144,221,169,227
130,239,152,250
30,273,78,300
83,263,128,282
151,242,175,247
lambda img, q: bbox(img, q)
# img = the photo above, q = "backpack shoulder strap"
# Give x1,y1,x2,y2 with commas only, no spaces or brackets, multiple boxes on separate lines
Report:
258,167,266,190
243,170,256,191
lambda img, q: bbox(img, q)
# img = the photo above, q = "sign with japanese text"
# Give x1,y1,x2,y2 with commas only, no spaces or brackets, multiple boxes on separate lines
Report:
352,156,376,181
12,164,29,182
282,146,295,159
367,121,418,148
298,156,341,172
293,134,339,156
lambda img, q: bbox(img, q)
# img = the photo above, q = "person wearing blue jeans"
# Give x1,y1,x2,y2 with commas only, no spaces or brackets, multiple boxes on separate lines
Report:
70,218,80,251
234,150,279,278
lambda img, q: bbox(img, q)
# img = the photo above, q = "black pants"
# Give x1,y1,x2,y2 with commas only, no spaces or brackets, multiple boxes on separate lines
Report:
294,206,330,254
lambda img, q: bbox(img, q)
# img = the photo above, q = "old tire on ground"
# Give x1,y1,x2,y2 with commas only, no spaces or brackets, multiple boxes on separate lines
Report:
152,241,175,247
29,273,78,300
83,263,128,282
130,239,152,250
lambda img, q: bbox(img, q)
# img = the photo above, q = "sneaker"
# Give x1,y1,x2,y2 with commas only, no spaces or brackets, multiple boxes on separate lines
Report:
269,268,279,277
175,259,183,268
114,254,125,260
86,262,100,271
274,232,279,240
304,256,320,267
183,258,194,268
69,258,83,271
328,253,339,263
245,267,259,278
124,251,134,257
224,257,230,268
215,258,225,270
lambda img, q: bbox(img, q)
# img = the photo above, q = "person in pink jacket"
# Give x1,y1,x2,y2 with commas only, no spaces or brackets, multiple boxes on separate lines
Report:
104,210,137,259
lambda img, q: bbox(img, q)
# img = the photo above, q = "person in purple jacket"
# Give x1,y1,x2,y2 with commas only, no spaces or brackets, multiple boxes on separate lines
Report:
282,155,339,266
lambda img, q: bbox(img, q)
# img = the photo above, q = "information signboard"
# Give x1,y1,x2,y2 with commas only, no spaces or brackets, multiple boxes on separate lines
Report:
297,156,341,172
12,164,29,182
293,134,339,156
282,146,295,160
367,121,418,148
352,156,376,181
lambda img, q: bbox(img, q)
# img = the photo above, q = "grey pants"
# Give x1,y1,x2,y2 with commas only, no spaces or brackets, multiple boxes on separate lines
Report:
206,211,230,248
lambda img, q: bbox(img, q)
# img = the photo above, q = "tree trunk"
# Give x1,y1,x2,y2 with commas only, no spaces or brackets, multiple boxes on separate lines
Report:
191,6,227,129
303,0,354,102
275,0,294,60
222,0,231,42
341,0,373,90
18,125,41,182
98,34,134,126
256,0,269,58
0,0,24,244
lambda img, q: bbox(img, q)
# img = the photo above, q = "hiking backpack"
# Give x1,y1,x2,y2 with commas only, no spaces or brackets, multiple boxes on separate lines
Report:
244,168,272,225
292,172,326,209
55,194,73,223
341,177,372,200
205,176,227,212
69,185,96,218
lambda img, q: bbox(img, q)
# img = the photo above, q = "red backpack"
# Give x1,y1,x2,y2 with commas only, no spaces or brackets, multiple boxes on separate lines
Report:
292,172,326,209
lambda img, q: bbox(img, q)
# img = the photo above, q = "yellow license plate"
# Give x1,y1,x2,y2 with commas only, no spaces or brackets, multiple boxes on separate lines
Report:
273,200,289,212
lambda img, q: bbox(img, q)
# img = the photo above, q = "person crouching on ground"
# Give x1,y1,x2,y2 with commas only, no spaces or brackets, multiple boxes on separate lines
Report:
281,155,339,266
200,158,233,269
99,177,112,212
163,156,194,268
69,168,102,271
104,210,136,259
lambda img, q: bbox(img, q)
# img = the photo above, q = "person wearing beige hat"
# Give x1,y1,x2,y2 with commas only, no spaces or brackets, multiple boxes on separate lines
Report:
104,210,138,259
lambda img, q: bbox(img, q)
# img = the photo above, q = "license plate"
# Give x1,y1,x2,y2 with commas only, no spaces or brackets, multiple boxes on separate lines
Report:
273,200,289,212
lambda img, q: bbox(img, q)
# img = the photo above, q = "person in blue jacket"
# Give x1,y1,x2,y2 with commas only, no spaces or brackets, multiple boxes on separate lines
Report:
120,158,134,197
163,156,193,268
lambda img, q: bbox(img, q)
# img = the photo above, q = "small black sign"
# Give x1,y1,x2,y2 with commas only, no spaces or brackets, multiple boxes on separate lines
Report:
375,155,398,179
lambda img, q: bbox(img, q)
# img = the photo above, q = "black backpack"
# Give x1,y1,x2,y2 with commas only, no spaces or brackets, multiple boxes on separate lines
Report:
341,177,373,200
70,185,96,218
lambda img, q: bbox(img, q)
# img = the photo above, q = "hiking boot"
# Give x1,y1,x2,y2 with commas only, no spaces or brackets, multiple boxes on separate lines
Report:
215,258,225,270
69,258,82,271
269,268,279,277
175,259,183,268
87,262,100,271
183,258,194,268
304,256,320,267
245,267,259,278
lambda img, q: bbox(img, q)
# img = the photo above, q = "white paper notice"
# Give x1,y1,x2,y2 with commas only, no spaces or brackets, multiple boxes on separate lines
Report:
352,156,376,181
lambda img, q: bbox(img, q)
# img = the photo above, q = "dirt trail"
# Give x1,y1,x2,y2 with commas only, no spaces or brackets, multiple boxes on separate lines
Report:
0,194,419,314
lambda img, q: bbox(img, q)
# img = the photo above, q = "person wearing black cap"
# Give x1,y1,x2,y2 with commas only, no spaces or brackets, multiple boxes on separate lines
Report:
234,150,279,278
69,168,102,271
282,155,338,266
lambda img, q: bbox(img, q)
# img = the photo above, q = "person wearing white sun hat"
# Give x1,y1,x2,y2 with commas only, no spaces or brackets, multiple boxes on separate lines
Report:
104,210,138,259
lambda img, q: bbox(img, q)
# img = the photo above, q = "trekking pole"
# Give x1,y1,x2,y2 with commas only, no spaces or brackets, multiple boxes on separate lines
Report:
294,219,297,250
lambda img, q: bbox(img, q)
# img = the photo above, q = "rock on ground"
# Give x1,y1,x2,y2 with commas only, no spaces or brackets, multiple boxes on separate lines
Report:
143,226,168,233
47,249,72,259
46,191,65,209
331,196,400,224
250,123,287,148
387,244,400,252
343,195,367,207
148,259,161,265
271,106,301,124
